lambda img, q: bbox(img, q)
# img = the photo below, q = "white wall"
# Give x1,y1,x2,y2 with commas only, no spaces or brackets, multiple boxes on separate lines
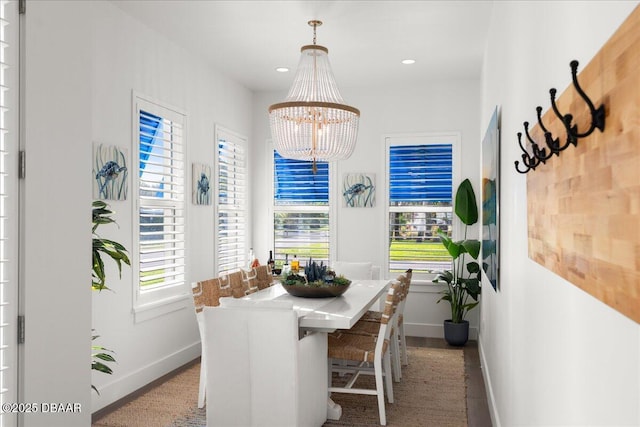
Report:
19,0,253,415
479,2,640,426
88,1,253,412
252,81,482,339
21,1,93,426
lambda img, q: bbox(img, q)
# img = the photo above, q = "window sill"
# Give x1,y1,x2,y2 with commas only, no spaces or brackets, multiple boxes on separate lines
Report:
133,292,192,323
408,279,446,294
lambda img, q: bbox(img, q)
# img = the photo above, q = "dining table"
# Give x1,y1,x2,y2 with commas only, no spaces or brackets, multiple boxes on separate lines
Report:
203,278,391,426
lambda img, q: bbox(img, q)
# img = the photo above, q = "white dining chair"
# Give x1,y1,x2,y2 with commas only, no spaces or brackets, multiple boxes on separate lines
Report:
203,298,327,426
327,282,402,426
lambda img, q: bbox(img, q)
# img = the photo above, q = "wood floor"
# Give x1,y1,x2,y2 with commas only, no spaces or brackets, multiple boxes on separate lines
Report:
93,337,493,426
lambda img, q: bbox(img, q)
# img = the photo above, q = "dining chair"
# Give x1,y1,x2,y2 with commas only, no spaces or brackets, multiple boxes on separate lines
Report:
241,268,260,295
203,298,327,426
359,269,412,378
191,278,225,409
327,281,402,426
220,270,253,297
253,264,274,290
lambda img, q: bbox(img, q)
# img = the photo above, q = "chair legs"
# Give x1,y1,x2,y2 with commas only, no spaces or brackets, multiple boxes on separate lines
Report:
399,323,408,366
198,361,206,408
374,359,387,426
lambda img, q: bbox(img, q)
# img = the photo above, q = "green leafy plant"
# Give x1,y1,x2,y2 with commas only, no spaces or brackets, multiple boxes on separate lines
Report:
92,200,130,291
92,200,130,393
433,179,481,323
92,331,116,394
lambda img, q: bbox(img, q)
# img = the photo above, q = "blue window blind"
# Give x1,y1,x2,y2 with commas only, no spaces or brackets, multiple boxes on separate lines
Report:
139,110,162,174
389,144,452,204
274,152,328,205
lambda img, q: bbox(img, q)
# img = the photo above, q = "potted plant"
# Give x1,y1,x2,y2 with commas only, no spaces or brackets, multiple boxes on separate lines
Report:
433,178,481,346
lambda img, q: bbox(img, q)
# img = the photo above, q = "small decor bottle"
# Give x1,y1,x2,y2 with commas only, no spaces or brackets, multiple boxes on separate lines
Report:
248,247,255,269
282,254,290,275
291,255,299,273
268,250,275,272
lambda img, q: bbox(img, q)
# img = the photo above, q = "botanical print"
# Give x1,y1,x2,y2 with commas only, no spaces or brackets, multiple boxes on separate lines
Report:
342,173,375,208
193,163,211,205
93,143,128,200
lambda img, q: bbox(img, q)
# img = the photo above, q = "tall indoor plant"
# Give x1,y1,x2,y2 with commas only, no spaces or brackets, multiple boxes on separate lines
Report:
92,200,130,393
434,178,481,346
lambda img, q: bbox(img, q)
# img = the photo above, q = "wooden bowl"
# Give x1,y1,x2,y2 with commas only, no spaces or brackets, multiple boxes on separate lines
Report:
281,281,351,298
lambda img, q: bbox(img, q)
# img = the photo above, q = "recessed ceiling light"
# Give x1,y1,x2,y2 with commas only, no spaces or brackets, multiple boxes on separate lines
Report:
401,59,416,65
275,67,289,73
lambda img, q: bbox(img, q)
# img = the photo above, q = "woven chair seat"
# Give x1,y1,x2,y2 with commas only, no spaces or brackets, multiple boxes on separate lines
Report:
328,331,389,364
344,318,396,338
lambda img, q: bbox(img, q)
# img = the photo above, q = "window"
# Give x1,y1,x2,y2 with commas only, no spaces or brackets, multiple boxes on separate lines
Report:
0,0,18,423
215,127,247,274
273,151,330,266
386,135,457,277
134,95,187,314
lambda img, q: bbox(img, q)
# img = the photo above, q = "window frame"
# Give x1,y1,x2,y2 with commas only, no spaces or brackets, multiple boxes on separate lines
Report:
132,92,190,322
268,141,336,268
383,132,461,281
214,125,248,275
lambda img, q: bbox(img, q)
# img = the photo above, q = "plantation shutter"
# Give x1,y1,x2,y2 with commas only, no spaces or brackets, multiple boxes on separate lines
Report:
216,128,247,273
0,0,18,424
389,144,452,205
137,100,185,289
274,152,328,204
388,142,453,275
273,152,330,264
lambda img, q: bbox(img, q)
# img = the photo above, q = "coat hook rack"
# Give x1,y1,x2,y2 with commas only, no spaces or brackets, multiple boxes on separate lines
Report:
514,59,606,174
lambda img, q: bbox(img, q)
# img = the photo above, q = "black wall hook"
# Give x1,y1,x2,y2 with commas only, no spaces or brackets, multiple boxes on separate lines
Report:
524,121,554,163
550,60,605,139
535,106,562,155
514,132,540,174
514,59,606,174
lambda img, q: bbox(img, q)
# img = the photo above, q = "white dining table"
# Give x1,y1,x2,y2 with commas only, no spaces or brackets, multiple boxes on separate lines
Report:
243,279,392,331
203,278,391,426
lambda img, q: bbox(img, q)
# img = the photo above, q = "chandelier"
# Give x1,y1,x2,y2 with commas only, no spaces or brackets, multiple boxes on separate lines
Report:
268,20,360,171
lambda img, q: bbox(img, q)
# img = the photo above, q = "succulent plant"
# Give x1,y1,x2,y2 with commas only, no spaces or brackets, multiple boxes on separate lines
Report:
304,259,328,283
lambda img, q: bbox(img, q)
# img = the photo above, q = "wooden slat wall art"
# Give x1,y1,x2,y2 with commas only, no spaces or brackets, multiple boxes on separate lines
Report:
526,6,640,323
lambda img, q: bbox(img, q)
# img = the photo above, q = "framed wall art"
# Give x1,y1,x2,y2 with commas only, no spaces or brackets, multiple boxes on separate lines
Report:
342,172,375,208
193,162,212,205
481,107,500,291
93,143,128,201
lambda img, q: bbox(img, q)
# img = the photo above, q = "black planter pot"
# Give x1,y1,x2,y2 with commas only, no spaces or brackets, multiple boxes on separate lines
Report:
443,320,469,346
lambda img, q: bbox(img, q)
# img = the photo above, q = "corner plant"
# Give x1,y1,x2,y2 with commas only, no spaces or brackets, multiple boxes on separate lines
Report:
93,200,130,291
434,178,481,323
92,200,130,393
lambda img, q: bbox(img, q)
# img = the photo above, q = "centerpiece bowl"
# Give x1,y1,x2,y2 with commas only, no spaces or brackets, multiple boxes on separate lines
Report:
280,260,351,298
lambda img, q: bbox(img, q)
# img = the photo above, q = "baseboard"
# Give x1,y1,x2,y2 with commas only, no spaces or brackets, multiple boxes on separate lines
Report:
405,322,479,340
478,337,501,427
91,341,201,413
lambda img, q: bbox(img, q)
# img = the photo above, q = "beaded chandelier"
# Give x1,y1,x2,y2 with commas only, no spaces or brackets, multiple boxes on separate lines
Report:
268,20,360,171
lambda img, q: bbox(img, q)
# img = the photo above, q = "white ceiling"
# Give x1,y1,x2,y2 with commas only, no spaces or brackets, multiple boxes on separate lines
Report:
112,0,494,93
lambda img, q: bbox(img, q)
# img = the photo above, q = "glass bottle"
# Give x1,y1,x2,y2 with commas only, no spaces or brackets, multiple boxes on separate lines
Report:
291,254,299,273
248,247,255,269
282,254,290,275
268,250,275,272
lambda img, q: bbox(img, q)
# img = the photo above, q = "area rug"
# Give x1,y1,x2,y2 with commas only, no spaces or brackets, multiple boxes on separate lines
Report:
92,347,466,427
324,347,467,427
